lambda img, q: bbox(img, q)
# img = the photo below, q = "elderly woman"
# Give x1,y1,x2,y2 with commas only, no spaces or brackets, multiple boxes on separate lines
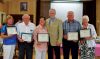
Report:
33,17,48,59
79,15,97,59
1,15,17,59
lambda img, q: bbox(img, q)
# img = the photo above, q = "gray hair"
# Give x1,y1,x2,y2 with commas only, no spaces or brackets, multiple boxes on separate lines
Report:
22,14,30,19
82,15,89,22
49,8,56,14
67,11,74,15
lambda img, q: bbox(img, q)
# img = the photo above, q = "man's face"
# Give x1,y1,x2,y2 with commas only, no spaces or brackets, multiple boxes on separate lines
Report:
67,12,74,21
49,10,56,18
23,16,30,24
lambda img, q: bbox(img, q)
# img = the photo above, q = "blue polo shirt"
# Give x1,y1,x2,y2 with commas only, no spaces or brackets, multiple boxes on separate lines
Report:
1,25,17,45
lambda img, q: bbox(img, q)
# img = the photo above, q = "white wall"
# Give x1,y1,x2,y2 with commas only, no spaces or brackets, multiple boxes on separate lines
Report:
51,2,83,24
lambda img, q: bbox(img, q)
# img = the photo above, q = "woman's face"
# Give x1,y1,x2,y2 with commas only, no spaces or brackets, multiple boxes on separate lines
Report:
7,18,14,25
82,19,88,28
39,18,45,26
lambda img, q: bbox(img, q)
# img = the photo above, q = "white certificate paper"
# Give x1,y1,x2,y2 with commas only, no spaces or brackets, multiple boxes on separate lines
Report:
7,27,17,35
68,32,78,40
80,29,91,38
38,33,49,42
22,33,32,42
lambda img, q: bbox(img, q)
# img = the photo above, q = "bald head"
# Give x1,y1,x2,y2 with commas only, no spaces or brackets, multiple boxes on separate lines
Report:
67,11,74,21
22,14,30,25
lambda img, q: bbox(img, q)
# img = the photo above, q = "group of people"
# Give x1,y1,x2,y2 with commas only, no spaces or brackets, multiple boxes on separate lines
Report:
0,8,97,59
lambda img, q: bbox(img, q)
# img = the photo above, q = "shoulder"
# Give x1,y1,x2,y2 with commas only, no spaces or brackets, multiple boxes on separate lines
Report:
17,22,23,26
34,25,39,32
88,24,95,28
30,22,36,26
55,18,62,24
56,18,62,21
46,18,50,22
74,20,80,23
63,20,67,24
2,24,7,27
74,20,81,25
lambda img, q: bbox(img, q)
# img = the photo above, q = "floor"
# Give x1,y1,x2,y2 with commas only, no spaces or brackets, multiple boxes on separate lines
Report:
0,48,100,59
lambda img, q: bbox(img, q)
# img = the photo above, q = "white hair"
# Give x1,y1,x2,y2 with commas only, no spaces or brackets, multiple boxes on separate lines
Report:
49,8,56,14
67,11,74,14
82,15,89,22
22,14,30,19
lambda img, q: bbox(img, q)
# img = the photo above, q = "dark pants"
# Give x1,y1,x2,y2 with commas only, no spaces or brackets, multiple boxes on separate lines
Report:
48,45,60,59
18,42,33,59
63,39,78,59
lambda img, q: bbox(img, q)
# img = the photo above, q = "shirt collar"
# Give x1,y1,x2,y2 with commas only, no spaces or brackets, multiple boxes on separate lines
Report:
38,24,45,29
66,20,75,23
22,22,31,26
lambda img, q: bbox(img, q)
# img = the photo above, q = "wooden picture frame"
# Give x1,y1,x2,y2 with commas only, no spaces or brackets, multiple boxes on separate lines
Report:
20,2,28,11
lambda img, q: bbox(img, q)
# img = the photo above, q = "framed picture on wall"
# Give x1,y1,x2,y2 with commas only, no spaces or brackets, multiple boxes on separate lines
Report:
20,2,28,11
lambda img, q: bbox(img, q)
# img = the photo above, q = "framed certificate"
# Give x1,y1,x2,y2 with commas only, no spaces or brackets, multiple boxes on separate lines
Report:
21,33,32,42
67,32,78,40
38,33,49,42
7,26,17,35
80,29,91,38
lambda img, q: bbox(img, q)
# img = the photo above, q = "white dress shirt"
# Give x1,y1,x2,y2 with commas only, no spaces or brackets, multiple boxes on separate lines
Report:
17,22,36,38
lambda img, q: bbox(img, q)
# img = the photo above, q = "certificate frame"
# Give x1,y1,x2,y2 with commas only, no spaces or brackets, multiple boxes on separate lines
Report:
37,33,49,42
67,32,78,40
21,33,32,42
7,26,17,35
80,29,91,38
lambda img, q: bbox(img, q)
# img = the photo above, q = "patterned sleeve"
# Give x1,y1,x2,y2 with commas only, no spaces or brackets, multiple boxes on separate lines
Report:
33,28,38,45
90,24,97,39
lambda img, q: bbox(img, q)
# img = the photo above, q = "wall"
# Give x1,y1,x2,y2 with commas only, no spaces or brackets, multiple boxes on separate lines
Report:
8,0,36,23
96,0,100,36
0,2,8,23
0,2,8,13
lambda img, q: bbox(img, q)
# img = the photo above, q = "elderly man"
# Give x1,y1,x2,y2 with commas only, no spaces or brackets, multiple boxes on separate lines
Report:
46,9,63,59
63,11,81,59
17,14,36,59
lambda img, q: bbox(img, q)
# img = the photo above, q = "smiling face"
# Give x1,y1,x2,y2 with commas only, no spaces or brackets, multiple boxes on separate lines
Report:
49,9,56,18
82,15,89,28
82,18,89,29
6,16,14,25
7,18,14,25
22,14,30,25
67,11,74,21
39,17,45,26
